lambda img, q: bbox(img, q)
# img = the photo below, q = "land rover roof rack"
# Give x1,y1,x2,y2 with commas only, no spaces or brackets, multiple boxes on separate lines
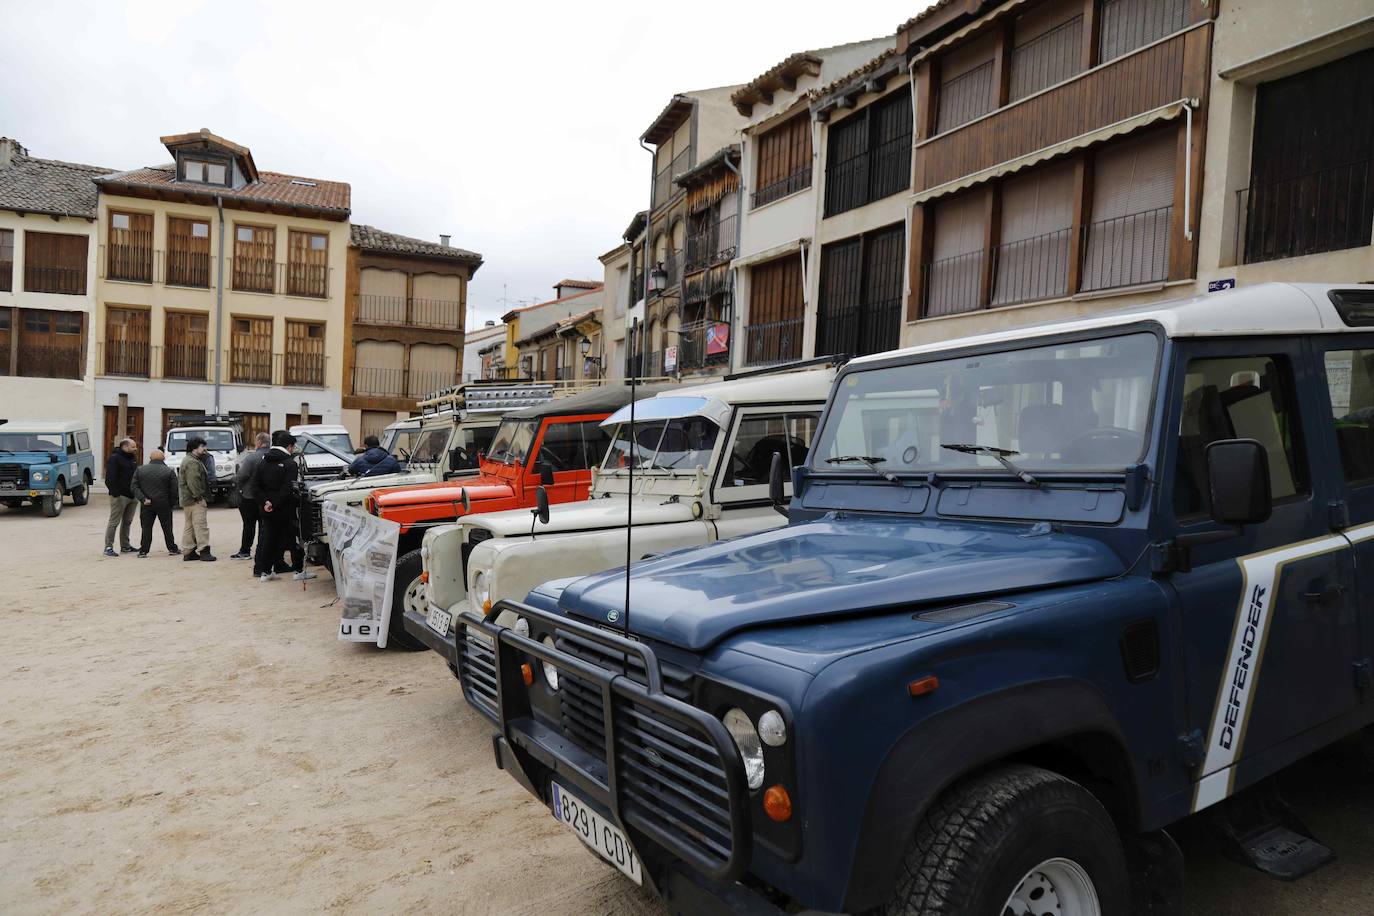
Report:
723,353,847,382
168,413,245,426
417,381,562,416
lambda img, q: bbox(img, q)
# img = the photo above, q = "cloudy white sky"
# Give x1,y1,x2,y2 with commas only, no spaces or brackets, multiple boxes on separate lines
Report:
1,0,919,327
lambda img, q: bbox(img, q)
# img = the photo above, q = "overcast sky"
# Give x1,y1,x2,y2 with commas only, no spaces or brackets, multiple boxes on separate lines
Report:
1,0,919,327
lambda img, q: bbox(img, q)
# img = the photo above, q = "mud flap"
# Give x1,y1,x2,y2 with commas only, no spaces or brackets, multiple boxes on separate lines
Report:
1123,829,1184,916
1206,780,1336,880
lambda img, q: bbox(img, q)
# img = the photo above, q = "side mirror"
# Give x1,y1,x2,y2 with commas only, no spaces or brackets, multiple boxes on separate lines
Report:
460,487,471,513
768,452,789,519
1206,439,1272,526
535,461,555,486
535,485,550,525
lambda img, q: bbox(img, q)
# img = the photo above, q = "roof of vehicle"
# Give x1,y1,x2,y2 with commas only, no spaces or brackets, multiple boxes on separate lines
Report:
502,383,673,420
853,283,1373,368
385,417,423,431
0,420,87,434
601,368,836,427
289,424,351,436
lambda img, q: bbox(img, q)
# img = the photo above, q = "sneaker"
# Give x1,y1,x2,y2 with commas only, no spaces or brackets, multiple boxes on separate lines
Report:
199,549,217,562
292,570,318,581
260,572,279,582
184,551,200,561
230,552,251,560
103,547,118,558
120,546,137,554
168,547,180,556
137,551,148,558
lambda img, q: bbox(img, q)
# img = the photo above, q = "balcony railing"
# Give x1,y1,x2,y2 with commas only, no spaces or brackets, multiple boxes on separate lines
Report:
936,60,996,134
98,247,213,289
1008,14,1084,103
1236,158,1374,265
162,344,211,382
1080,206,1172,292
351,365,458,399
816,298,901,360
555,366,573,380
677,318,732,372
355,294,462,330
229,345,273,384
232,257,276,294
95,345,328,387
287,261,329,299
752,165,813,209
230,259,332,297
282,351,327,387
990,227,1072,307
922,250,986,318
106,235,154,283
685,215,739,274
102,340,152,378
742,316,802,367
166,247,211,288
652,147,693,208
24,266,86,296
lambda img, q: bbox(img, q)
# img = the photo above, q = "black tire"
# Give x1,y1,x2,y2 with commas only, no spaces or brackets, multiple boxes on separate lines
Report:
42,481,65,517
884,764,1128,916
386,548,427,651
71,472,91,506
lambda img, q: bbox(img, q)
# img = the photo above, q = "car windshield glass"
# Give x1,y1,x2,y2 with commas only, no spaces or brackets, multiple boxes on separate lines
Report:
812,332,1158,473
303,433,352,456
485,418,538,464
408,428,449,464
0,432,63,451
168,429,236,452
603,417,720,472
383,425,421,455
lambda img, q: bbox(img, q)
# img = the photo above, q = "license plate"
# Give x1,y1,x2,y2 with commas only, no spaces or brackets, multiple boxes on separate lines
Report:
0,483,15,491
426,604,453,636
551,782,642,884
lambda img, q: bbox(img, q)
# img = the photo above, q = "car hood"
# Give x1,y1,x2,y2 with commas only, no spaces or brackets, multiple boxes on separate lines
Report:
372,475,513,508
557,517,1125,651
0,451,64,466
308,469,435,498
466,494,693,537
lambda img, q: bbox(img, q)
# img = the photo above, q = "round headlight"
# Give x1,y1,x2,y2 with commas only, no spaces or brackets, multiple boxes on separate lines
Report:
541,636,559,690
723,708,765,791
758,709,787,747
32,470,47,481
472,570,491,610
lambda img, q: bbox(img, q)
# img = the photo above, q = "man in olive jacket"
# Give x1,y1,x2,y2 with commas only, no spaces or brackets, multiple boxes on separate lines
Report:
132,449,180,557
177,436,215,562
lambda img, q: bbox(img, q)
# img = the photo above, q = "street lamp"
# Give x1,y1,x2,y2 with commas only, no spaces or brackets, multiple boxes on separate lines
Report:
648,262,668,294
580,336,603,376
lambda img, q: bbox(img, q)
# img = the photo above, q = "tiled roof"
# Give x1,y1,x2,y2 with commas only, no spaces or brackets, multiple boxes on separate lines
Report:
809,47,899,102
0,150,113,219
96,165,351,218
732,53,824,114
556,308,602,333
554,279,601,290
676,145,741,188
351,224,482,264
897,0,959,33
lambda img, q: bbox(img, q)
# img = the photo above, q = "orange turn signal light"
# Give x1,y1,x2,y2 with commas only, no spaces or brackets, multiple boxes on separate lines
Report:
483,599,492,614
419,571,430,584
520,663,534,686
908,675,940,697
763,785,792,822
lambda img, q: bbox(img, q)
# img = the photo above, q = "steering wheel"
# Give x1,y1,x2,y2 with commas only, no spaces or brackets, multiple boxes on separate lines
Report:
398,446,412,462
1063,427,1143,464
538,450,564,471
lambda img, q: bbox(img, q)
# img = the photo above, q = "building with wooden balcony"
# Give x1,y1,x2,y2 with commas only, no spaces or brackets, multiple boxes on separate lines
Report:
899,0,1217,345
491,282,604,380
343,224,482,442
0,138,113,455
91,129,350,453
514,307,604,383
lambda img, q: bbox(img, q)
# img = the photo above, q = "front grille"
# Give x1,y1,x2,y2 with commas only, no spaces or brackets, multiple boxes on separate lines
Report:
461,629,499,719
0,464,27,488
303,500,324,541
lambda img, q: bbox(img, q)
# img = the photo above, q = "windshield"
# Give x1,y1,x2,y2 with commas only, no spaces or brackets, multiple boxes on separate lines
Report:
0,432,63,451
812,332,1158,474
382,425,421,455
168,429,237,453
303,433,353,457
406,428,450,465
486,418,538,464
603,417,720,472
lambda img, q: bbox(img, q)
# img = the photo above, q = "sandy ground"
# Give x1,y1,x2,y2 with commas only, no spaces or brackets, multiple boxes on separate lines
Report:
1,494,1372,914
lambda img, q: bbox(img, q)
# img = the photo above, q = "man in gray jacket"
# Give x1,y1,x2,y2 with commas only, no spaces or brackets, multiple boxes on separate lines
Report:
231,432,271,562
133,449,180,557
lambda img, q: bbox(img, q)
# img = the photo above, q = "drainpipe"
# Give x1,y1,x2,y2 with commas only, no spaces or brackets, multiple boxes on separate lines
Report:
213,195,225,413
722,142,744,371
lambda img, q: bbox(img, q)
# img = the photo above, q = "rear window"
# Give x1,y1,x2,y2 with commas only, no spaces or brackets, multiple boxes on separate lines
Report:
1328,289,1374,327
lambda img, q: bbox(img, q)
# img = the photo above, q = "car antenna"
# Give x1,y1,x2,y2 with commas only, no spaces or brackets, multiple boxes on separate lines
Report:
623,317,637,641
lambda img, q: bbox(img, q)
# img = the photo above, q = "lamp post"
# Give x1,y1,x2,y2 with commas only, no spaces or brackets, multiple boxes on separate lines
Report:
579,335,603,379
648,262,668,295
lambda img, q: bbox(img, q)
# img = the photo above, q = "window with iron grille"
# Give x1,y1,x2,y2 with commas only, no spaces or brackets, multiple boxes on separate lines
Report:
744,256,804,366
0,229,12,292
23,231,88,295
753,114,812,208
823,87,912,217
817,224,904,359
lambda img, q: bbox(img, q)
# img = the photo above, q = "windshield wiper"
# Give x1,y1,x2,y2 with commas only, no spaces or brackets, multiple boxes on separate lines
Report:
825,454,899,482
939,444,1041,487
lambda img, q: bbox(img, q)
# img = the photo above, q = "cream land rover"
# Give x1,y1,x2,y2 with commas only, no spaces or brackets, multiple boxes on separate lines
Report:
409,365,837,661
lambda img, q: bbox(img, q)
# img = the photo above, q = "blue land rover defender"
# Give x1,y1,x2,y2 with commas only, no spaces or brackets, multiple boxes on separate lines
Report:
0,420,95,517
458,282,1374,914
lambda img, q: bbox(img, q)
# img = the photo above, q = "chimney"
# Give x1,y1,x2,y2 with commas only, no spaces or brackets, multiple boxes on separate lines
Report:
0,137,27,169
439,234,451,247
485,320,495,326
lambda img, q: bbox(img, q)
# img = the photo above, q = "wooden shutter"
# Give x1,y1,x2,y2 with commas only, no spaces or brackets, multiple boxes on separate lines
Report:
231,316,272,383
164,311,209,380
0,308,10,374
994,160,1075,305
1098,0,1186,63
104,306,151,376
755,115,812,206
167,217,211,288
1083,129,1175,290
17,308,83,378
937,34,997,133
107,211,153,282
926,191,987,317
285,320,324,386
24,231,88,295
0,229,13,292
288,230,329,298
233,225,275,293
1009,0,1085,102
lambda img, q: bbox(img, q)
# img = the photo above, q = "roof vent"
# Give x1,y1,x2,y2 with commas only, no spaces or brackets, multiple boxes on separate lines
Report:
440,234,451,247
290,178,317,187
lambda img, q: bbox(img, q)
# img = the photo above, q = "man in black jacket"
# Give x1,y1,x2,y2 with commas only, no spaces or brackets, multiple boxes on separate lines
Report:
253,431,314,582
232,432,271,563
132,449,180,557
103,437,139,558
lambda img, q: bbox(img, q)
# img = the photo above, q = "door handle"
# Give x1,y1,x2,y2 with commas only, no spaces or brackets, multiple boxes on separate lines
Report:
1304,582,1347,605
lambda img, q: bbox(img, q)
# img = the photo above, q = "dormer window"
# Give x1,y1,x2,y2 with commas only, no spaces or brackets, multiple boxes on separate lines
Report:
181,157,228,186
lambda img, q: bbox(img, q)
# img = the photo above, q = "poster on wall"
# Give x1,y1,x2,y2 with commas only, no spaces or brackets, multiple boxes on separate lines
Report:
321,501,401,648
706,322,729,355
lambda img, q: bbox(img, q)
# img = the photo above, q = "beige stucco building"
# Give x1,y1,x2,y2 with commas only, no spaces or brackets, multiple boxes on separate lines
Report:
92,130,350,453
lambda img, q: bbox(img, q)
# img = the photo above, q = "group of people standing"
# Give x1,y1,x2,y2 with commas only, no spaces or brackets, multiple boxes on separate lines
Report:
101,430,316,582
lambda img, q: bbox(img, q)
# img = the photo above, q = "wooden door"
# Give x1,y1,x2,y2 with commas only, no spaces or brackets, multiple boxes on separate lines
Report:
103,405,145,459
285,320,325,386
231,316,272,383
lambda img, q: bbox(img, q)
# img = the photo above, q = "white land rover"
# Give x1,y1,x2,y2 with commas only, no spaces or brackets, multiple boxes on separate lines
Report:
300,382,559,568
409,365,837,659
